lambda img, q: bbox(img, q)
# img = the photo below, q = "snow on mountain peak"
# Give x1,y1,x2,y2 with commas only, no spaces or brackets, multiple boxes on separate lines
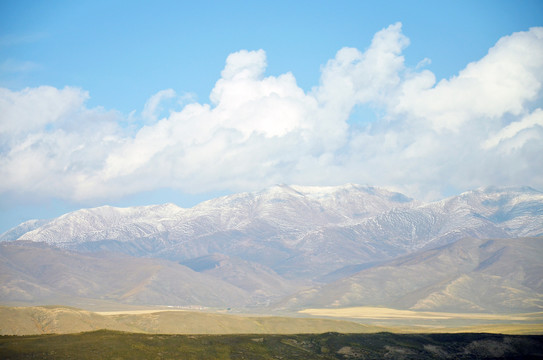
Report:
4,184,541,265
11,203,186,245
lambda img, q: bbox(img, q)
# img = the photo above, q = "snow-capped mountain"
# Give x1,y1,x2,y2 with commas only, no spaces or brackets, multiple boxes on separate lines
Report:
7,203,186,245
4,184,418,270
3,185,543,275
1,184,542,311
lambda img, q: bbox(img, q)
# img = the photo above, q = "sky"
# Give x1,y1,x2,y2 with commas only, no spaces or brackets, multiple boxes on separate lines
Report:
1,0,542,233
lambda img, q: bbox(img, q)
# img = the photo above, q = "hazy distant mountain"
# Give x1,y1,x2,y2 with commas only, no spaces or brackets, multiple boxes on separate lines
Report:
0,241,249,308
1,184,542,311
277,236,543,313
180,253,299,305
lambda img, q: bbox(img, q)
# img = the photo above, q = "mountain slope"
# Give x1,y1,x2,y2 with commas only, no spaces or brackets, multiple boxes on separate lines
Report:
279,236,543,313
180,253,299,305
0,242,249,308
0,184,542,310
2,184,420,278
3,185,541,280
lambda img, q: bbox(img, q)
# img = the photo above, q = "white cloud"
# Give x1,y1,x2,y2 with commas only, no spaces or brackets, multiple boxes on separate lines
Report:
316,23,409,112
0,86,88,136
141,89,177,123
483,108,543,151
219,49,267,81
392,26,543,131
0,24,542,203
0,86,123,199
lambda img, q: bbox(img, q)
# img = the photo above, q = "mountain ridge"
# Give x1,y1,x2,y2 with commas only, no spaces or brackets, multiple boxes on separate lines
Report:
276,236,543,313
1,184,541,313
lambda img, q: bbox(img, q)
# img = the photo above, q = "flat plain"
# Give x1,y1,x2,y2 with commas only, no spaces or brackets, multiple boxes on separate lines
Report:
2,305,543,336
299,306,543,334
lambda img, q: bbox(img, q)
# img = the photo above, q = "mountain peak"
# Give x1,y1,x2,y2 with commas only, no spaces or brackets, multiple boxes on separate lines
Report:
1,184,542,312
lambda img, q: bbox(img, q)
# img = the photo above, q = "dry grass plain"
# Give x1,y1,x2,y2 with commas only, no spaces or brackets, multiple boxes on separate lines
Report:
2,305,542,336
0,306,384,336
298,306,543,334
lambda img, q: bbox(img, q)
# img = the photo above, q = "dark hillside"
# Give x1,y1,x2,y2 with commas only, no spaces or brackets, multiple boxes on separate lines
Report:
1,330,542,359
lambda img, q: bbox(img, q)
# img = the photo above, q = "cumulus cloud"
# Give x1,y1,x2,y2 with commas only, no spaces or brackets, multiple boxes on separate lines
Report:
482,109,543,151
141,88,177,123
0,86,88,135
0,86,123,199
1,23,542,203
392,27,543,131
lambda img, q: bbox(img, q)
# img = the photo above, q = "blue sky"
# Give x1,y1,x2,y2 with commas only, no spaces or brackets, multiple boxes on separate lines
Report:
2,1,540,112
1,0,542,232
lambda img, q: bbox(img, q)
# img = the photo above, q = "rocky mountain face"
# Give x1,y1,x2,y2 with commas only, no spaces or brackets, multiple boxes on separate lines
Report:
1,184,542,312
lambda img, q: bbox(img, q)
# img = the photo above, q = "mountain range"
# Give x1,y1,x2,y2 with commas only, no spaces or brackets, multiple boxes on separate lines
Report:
1,184,542,313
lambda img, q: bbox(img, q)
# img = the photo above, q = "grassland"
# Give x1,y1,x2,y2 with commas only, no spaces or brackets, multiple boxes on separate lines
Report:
0,306,384,336
299,307,543,334
1,330,542,359
300,307,543,321
2,305,543,358
2,305,543,336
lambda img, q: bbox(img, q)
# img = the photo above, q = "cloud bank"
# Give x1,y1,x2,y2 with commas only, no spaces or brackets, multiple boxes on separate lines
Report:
1,23,542,202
